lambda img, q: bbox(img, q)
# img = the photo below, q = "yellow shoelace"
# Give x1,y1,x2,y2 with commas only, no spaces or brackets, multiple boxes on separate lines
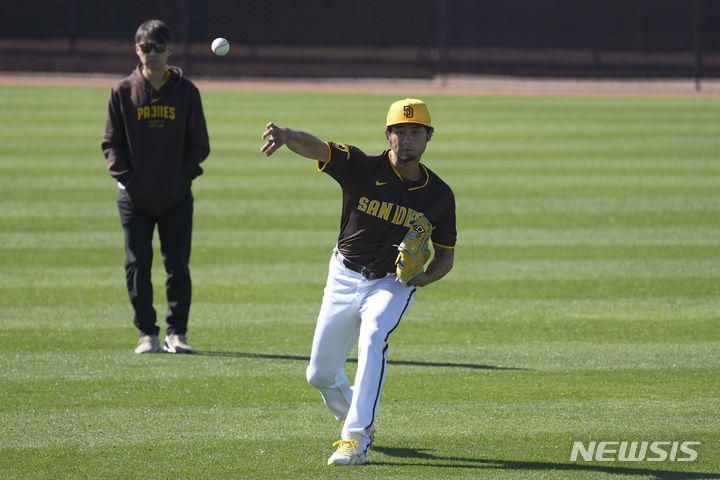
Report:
332,439,360,455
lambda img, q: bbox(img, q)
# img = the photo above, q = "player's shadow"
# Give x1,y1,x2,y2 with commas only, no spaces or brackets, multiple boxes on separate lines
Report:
371,446,718,479
194,350,525,371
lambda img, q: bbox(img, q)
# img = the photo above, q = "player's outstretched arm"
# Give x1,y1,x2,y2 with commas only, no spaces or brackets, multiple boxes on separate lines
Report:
261,122,328,162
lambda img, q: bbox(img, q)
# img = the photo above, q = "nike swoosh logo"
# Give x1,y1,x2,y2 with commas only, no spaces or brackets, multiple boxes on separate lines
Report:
376,180,388,186
151,98,162,103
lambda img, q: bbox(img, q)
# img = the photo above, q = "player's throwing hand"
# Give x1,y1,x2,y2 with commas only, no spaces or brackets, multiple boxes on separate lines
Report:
261,122,286,156
261,122,329,162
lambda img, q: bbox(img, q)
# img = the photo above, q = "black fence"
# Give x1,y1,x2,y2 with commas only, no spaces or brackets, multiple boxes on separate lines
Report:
0,0,717,79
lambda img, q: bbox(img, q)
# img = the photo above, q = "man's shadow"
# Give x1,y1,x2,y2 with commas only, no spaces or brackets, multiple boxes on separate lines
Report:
372,446,719,479
195,350,526,371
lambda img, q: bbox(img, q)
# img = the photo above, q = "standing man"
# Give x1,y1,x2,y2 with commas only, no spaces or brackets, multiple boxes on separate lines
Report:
261,98,456,466
102,19,210,354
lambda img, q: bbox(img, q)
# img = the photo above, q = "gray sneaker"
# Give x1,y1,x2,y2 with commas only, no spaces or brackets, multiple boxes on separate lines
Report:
162,334,195,354
134,334,160,354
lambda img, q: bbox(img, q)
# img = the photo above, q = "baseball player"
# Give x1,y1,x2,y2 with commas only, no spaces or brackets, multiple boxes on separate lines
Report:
261,98,456,466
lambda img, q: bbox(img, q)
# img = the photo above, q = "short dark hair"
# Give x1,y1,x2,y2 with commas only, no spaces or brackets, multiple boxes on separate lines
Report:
386,124,435,135
135,19,173,45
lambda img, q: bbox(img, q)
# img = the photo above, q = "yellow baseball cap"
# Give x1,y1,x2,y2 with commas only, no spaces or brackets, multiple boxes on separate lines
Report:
386,98,432,128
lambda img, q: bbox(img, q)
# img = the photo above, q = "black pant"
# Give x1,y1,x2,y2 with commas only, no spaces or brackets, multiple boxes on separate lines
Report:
117,190,193,337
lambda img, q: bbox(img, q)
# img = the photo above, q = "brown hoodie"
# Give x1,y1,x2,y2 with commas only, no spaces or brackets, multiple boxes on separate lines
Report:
102,65,210,215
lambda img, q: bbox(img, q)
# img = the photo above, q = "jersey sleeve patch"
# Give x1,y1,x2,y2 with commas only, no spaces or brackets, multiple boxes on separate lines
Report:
317,141,352,172
333,142,351,160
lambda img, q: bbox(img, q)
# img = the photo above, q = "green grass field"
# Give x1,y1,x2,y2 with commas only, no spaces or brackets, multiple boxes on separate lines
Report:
1,83,719,479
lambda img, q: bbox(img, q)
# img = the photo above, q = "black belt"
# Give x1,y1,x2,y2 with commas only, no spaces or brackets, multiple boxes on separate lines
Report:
336,251,390,280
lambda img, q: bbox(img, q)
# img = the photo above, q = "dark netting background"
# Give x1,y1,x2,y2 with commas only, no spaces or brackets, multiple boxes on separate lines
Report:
0,0,717,78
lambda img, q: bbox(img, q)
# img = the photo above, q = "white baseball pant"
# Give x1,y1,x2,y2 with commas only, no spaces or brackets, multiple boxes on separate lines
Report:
306,248,417,450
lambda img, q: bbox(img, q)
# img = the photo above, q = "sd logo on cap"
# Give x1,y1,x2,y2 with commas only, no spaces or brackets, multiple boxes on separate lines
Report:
386,98,432,128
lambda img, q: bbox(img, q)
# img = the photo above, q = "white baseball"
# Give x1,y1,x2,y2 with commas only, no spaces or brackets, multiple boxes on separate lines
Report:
211,37,230,56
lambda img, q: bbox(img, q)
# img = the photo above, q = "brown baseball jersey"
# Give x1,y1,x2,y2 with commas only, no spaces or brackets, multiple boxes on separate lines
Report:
318,141,456,274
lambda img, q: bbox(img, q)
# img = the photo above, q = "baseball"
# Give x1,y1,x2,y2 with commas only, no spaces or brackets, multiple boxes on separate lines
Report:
211,37,229,56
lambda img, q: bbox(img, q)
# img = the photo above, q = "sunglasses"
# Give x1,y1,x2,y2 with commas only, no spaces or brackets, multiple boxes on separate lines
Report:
138,43,167,53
